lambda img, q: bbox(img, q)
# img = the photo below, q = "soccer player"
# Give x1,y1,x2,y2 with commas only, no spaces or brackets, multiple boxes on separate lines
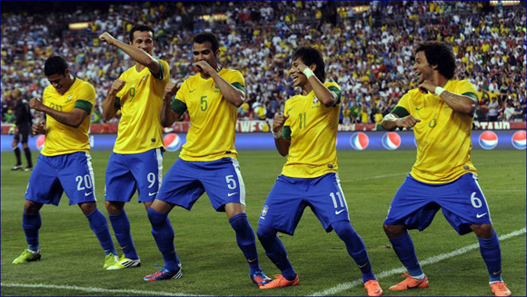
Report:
142,32,271,286
10,88,34,171
256,47,383,296
12,56,118,268
381,41,511,297
99,24,169,270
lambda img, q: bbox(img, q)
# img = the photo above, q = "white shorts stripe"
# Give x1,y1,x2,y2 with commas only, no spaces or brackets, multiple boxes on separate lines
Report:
231,159,246,206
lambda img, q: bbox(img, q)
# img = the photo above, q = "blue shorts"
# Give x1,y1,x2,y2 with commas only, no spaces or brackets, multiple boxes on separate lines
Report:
258,173,350,235
25,152,97,206
105,148,163,203
156,158,245,211
384,173,492,235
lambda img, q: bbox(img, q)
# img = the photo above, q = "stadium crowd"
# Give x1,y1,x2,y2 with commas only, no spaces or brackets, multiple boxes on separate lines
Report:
1,1,526,126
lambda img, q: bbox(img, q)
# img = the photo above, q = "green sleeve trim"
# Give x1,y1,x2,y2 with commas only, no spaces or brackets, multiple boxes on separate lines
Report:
328,86,342,105
231,82,245,93
114,97,121,110
462,92,478,101
151,59,164,80
171,98,187,115
74,100,93,114
282,126,292,140
391,106,409,118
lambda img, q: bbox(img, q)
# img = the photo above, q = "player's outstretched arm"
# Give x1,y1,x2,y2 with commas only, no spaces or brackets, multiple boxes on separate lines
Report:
272,114,290,156
381,113,421,131
102,79,125,120
29,98,88,128
99,32,161,76
298,62,337,107
160,81,180,127
419,80,476,115
195,60,244,107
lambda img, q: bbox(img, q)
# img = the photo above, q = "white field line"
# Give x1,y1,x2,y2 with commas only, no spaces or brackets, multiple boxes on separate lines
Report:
0,282,204,296
310,227,526,296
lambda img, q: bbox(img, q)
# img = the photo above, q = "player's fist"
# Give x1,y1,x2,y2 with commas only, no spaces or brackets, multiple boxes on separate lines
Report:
194,60,215,76
396,115,421,129
32,122,46,135
164,81,179,100
111,79,126,93
418,80,437,94
99,32,116,45
272,114,289,133
29,98,44,111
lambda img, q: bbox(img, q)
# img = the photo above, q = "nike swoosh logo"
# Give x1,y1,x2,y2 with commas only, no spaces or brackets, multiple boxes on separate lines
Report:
189,89,197,93
335,209,345,215
85,192,92,196
416,106,424,110
228,192,238,197
148,192,157,196
493,270,502,275
476,213,487,218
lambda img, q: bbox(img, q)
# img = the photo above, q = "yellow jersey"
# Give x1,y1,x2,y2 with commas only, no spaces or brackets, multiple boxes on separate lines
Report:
42,78,95,156
393,79,479,183
171,68,244,161
281,82,342,178
113,59,170,154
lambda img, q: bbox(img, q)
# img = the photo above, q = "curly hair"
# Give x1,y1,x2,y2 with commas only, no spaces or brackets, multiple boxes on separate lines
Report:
414,41,456,79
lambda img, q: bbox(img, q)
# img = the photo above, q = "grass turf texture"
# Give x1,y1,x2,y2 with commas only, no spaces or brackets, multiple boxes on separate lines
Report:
1,150,525,296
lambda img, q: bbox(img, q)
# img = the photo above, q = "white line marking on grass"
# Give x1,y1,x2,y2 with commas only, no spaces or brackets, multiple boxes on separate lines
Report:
0,282,204,296
352,172,408,181
310,228,526,296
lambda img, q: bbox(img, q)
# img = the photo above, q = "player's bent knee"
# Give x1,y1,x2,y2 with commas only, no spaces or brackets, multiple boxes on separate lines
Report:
332,221,355,239
257,225,277,242
470,223,494,238
24,200,43,214
105,200,124,214
79,202,97,216
383,223,406,238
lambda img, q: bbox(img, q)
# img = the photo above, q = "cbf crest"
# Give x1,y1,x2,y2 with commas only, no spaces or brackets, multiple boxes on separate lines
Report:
260,205,269,218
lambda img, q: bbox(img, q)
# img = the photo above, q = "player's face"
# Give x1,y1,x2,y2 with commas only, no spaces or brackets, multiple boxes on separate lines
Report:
290,58,307,87
413,51,435,84
192,42,218,69
47,69,72,95
131,31,154,55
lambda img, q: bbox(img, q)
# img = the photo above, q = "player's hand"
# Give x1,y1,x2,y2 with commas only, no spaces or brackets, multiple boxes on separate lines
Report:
418,79,437,94
295,60,308,73
29,98,44,111
99,32,116,46
194,60,216,76
32,122,47,135
111,79,126,94
8,125,15,134
273,114,289,133
164,81,179,100
396,115,421,129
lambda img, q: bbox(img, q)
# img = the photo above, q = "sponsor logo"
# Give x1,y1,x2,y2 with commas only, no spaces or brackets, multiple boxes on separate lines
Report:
85,192,92,196
189,89,197,93
478,131,498,150
163,133,182,152
415,106,424,110
228,192,238,197
335,209,346,215
381,132,401,150
511,130,526,150
148,192,157,196
350,132,369,150
476,213,487,219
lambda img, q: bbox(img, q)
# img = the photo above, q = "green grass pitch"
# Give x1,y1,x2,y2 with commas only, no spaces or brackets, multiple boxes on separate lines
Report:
1,150,525,296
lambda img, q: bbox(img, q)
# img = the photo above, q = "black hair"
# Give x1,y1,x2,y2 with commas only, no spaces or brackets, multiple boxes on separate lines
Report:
44,56,68,76
292,46,326,82
414,41,456,79
129,24,155,42
192,32,220,53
